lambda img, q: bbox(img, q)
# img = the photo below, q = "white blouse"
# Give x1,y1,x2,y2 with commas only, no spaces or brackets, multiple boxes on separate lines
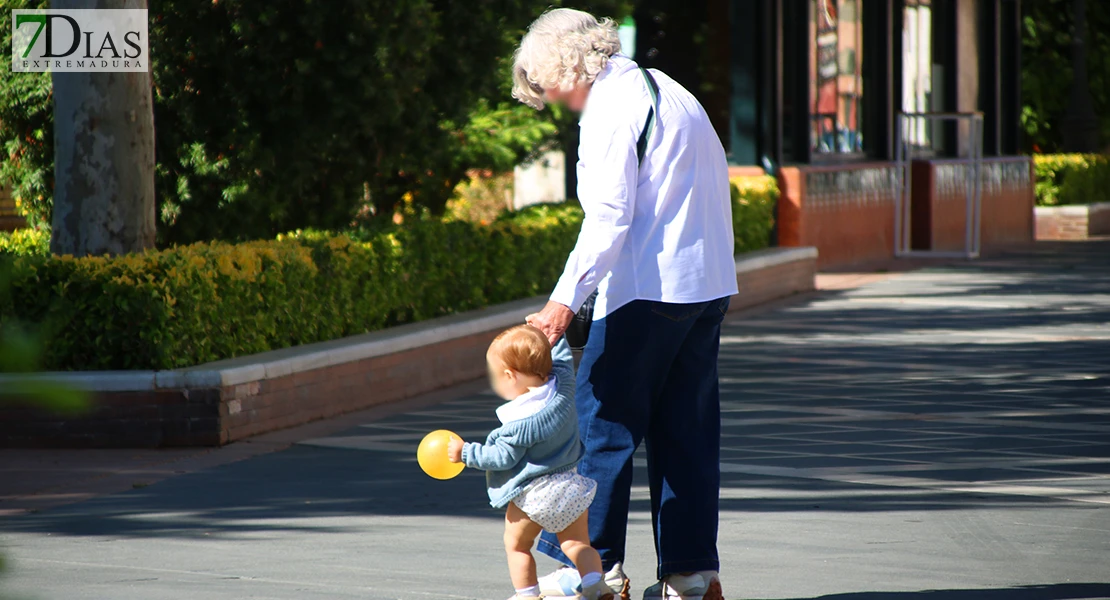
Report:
549,55,738,318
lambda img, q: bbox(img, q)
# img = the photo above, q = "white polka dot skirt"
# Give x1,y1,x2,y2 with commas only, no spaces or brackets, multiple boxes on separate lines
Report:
512,470,598,533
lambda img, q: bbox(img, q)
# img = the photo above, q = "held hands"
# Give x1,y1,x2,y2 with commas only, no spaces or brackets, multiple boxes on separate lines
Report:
526,300,575,346
447,434,464,463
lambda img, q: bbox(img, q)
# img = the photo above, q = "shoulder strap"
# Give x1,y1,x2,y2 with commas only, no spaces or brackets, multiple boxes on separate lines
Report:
636,67,660,166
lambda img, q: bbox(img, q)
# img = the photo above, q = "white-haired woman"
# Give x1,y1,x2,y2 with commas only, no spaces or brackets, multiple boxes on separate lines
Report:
520,9,736,600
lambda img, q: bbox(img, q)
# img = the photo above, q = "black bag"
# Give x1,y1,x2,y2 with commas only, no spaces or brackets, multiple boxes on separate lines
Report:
564,67,660,350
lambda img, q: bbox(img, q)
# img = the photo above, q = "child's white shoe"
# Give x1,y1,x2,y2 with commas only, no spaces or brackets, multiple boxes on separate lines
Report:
539,563,629,599
538,566,581,598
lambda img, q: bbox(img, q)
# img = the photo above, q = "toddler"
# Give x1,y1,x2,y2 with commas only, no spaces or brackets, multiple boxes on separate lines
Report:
448,325,612,600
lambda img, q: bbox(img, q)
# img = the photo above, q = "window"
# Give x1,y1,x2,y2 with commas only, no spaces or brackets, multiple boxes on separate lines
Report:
902,0,935,150
810,0,864,155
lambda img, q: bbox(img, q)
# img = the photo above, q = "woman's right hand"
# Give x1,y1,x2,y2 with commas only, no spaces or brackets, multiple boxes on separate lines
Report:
527,300,575,346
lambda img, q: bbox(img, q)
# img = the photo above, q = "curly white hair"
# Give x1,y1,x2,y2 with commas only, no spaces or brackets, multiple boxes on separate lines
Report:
511,8,621,110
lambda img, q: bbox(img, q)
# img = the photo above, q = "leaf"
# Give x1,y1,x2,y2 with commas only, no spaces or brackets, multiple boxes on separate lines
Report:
0,380,88,414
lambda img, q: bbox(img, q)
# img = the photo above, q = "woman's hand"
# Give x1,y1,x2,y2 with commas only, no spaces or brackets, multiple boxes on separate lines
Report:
527,300,575,346
447,435,464,464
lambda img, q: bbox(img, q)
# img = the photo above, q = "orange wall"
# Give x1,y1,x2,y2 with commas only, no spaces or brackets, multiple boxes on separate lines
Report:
912,157,1034,252
776,158,1033,269
777,163,897,268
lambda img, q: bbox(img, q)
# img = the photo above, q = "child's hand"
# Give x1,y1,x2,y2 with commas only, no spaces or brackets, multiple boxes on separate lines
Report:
447,435,464,463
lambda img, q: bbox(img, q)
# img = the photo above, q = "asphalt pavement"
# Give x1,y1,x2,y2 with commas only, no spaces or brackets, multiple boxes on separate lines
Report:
2,241,1108,600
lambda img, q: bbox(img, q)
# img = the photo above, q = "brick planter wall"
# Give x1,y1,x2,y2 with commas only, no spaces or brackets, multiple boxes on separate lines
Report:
216,329,504,444
728,249,817,310
0,248,817,448
1035,203,1110,241
0,303,529,449
777,163,897,269
778,157,1033,268
0,330,504,448
911,157,1034,252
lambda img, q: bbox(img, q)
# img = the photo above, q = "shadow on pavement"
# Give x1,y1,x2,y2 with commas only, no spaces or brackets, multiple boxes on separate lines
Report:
2,240,1108,540
762,582,1110,600
1,444,498,538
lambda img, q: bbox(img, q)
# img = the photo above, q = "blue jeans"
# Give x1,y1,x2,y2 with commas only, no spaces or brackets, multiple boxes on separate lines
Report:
538,297,729,580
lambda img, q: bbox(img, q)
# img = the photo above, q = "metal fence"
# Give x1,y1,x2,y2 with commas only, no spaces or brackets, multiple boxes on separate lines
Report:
893,112,984,258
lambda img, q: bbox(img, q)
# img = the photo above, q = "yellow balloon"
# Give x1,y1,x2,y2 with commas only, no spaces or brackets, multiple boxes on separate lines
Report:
417,429,465,480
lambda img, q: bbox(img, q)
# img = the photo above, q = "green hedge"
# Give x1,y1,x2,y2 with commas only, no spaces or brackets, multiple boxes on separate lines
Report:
0,180,776,371
1034,154,1110,206
0,228,50,257
730,176,777,254
1,211,580,371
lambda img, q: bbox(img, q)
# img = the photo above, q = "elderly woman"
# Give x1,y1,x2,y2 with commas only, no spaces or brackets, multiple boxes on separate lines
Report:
518,9,736,600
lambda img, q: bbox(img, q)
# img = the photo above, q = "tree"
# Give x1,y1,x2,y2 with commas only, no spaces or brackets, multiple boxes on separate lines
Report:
1021,0,1110,152
0,0,53,229
150,0,571,242
1060,0,1100,152
2,0,634,243
50,0,156,256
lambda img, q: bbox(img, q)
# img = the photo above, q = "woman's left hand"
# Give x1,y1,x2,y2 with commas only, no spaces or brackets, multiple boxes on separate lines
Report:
527,300,575,346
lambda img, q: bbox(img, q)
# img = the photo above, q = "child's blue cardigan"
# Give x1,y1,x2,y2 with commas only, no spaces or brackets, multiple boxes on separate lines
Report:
462,338,582,508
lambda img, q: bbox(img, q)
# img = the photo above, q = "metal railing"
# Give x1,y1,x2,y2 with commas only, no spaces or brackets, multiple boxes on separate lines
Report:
893,112,983,259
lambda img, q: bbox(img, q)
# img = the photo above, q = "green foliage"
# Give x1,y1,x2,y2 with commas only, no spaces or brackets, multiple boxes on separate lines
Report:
730,176,777,254
0,262,86,410
1,1,639,242
1021,0,1110,152
451,0,637,173
0,0,52,228
0,0,566,242
0,209,579,371
0,227,50,257
0,177,773,371
1033,153,1110,206
446,172,516,224
150,0,555,242
1054,155,1110,206
450,100,561,174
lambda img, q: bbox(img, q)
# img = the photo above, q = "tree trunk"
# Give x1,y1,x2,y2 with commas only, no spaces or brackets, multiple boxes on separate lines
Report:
51,0,155,257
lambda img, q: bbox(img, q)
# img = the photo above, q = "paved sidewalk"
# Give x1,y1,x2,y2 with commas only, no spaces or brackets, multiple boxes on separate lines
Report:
2,241,1109,600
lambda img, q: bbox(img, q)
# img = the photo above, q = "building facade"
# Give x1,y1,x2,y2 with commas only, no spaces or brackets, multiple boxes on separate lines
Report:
628,0,1034,267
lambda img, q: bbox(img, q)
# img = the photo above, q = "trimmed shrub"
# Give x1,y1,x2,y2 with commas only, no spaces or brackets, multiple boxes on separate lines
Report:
0,180,774,371
731,175,778,254
0,228,50,257
2,240,321,370
446,171,517,224
0,212,581,371
1034,154,1110,206
1054,157,1110,207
